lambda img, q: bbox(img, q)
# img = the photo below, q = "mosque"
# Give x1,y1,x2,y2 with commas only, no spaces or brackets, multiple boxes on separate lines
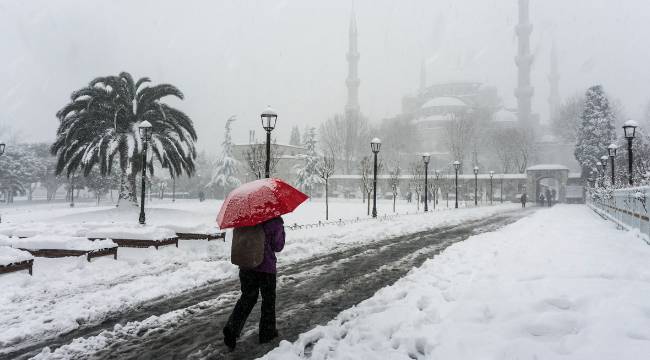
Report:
331,0,583,203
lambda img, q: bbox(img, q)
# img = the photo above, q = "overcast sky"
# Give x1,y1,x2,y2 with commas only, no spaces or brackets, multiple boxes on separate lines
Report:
1,0,649,154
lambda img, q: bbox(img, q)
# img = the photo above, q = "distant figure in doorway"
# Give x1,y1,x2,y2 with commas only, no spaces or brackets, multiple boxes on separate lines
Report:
545,189,552,207
520,193,527,208
538,193,545,207
551,189,557,206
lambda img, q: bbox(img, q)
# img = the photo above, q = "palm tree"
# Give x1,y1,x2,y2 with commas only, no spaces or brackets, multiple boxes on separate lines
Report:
51,72,197,205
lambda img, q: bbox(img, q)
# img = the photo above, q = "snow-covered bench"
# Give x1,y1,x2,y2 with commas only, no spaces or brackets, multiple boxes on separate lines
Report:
9,236,118,262
87,226,179,250
0,246,34,276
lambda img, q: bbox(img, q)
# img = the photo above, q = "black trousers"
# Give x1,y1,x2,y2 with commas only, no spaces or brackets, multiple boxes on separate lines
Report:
224,269,277,339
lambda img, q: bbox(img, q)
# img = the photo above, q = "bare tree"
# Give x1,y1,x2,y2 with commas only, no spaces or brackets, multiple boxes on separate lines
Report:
444,111,477,174
512,128,536,173
316,151,336,220
244,143,283,179
408,162,424,212
360,156,372,215
388,162,400,212
320,113,370,174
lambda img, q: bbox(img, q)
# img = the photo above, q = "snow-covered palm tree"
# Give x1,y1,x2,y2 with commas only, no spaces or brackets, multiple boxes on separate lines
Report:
51,72,197,204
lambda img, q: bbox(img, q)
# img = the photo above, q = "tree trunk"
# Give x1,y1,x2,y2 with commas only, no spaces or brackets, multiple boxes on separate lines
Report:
367,192,371,215
325,179,329,220
118,172,138,207
393,194,396,212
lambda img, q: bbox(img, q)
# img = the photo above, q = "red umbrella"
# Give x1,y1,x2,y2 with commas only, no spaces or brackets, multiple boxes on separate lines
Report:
217,178,308,229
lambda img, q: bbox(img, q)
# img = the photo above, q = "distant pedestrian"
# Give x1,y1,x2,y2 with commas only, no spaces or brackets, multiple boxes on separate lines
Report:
407,191,412,203
520,193,527,208
545,189,552,207
538,193,545,207
223,217,285,350
551,189,557,206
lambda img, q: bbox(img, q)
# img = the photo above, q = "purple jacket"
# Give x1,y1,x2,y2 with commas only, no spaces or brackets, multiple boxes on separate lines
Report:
254,217,285,274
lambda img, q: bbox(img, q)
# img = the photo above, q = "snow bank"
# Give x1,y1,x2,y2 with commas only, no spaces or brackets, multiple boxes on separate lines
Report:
0,246,33,266
263,205,650,360
8,236,116,251
0,202,518,354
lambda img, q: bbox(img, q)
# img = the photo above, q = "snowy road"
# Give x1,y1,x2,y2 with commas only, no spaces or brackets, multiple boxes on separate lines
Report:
14,208,534,360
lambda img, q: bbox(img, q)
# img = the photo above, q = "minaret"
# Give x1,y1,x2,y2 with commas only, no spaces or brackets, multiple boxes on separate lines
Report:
515,0,534,127
345,9,360,121
548,41,560,119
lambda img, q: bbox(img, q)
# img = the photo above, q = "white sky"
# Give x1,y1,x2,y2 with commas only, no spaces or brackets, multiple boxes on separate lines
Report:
1,0,649,153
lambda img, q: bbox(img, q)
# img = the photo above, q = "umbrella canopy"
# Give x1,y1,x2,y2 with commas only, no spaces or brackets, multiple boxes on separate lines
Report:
217,178,308,229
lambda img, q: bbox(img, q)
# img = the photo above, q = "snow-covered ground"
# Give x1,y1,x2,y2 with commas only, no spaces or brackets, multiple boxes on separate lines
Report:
263,205,650,360
0,198,513,354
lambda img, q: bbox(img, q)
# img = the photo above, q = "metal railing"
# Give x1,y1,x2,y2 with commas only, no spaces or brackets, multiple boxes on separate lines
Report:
589,186,650,244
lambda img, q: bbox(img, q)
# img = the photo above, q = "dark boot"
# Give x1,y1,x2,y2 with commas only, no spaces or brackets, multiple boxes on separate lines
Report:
223,327,236,351
259,329,279,344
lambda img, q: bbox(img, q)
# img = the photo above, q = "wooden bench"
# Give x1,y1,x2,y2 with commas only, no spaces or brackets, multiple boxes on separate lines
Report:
0,259,34,276
18,247,118,262
175,232,225,241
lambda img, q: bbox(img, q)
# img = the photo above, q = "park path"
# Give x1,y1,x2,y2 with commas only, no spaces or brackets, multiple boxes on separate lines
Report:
9,208,535,360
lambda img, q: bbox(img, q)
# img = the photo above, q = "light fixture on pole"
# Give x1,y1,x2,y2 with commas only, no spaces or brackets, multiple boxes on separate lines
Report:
261,106,278,178
489,171,494,205
423,153,431,212
473,166,479,206
370,138,381,218
622,120,638,186
138,120,153,225
453,161,460,209
608,143,618,186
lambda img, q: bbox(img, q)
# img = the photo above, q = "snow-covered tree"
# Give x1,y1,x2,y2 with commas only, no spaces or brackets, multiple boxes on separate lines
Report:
289,126,301,146
388,162,400,212
551,94,584,143
575,85,617,179
294,127,323,196
208,116,240,198
408,162,424,211
51,72,197,206
316,151,336,220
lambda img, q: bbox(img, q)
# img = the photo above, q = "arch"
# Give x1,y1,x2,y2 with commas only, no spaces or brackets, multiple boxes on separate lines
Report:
526,165,569,204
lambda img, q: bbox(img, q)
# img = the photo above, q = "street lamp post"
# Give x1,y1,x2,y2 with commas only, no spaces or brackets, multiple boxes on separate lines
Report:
370,138,381,218
608,144,618,186
473,166,479,206
489,171,494,205
453,161,460,208
423,153,430,212
138,120,153,225
623,120,638,186
261,106,278,178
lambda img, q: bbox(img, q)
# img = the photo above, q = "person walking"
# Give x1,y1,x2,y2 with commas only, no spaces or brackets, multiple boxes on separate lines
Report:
551,189,557,206
545,189,552,207
223,216,285,350
520,192,527,208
